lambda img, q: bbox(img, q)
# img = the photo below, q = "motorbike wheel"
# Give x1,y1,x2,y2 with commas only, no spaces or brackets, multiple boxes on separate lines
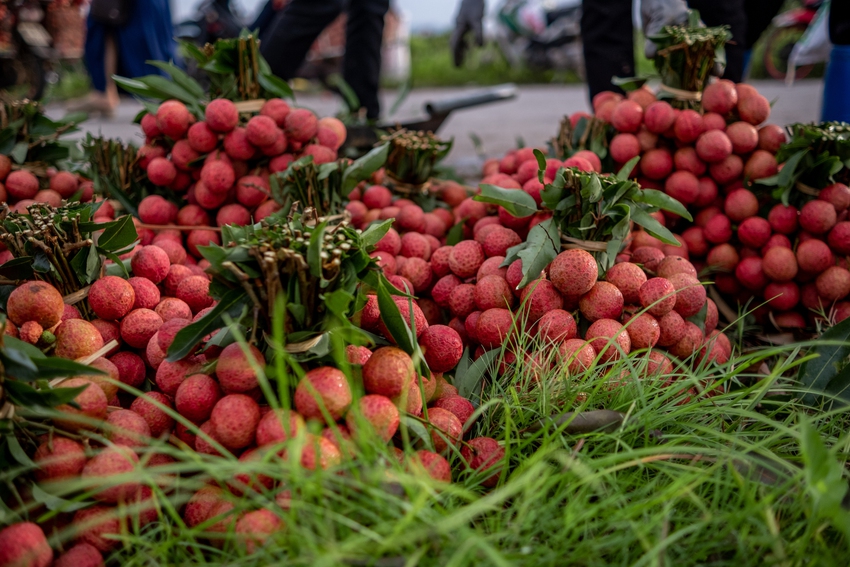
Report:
0,49,46,100
763,24,814,81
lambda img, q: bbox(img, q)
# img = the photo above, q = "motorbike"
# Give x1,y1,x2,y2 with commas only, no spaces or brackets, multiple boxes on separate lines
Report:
0,0,56,100
173,0,245,49
494,0,584,77
762,0,823,80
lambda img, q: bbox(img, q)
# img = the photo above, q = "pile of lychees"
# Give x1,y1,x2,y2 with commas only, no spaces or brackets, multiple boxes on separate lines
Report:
134,98,346,261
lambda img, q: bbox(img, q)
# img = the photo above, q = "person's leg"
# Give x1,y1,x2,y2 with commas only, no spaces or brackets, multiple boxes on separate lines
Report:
686,0,746,82
259,0,345,80
580,0,635,100
823,0,850,121
103,33,119,109
343,0,390,119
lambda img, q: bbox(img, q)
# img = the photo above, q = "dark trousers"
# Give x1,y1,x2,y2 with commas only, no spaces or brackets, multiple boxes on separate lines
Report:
581,0,747,99
831,0,850,45
259,0,390,119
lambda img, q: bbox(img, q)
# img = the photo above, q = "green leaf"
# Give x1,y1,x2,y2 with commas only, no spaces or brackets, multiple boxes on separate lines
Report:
96,215,138,251
111,76,158,99
445,220,465,246
133,75,197,106
307,222,328,279
799,316,850,405
4,380,87,409
360,219,393,250
146,60,206,100
33,357,106,380
10,141,28,164
630,207,679,245
474,184,538,219
166,288,249,362
456,349,500,400
638,189,693,221
7,435,35,468
517,218,560,289
376,277,416,354
616,157,640,180
30,483,89,513
4,336,46,359
342,144,389,194
533,149,547,183
0,257,34,280
258,73,294,100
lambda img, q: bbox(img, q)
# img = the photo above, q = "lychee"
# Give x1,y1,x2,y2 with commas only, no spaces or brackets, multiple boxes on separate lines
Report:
6,280,64,328
205,98,239,133
129,392,175,438
419,325,464,373
476,308,514,349
0,522,52,567
104,409,151,448
461,436,505,487
549,249,598,296
33,436,87,483
346,395,400,442
579,281,624,321
294,366,353,421
55,319,104,360
120,308,163,349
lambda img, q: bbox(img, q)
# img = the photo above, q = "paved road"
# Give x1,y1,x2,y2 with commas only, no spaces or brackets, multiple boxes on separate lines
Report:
50,80,823,177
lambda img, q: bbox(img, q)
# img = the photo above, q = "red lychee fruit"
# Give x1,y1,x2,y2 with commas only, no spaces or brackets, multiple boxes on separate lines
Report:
639,277,677,317
104,409,151,448
54,378,107,431
425,407,463,454
175,374,222,424
702,80,738,114
640,148,674,180
362,347,414,398
88,276,135,321
129,391,175,438
668,273,706,317
213,342,264,393
536,309,577,343
205,98,239,133
33,436,86,483
209,394,261,450
156,100,190,139
294,366,353,421
345,395,400,442
81,445,140,503
797,239,834,274
476,308,514,349
549,249,598,296
255,409,305,448
0,522,52,567
800,199,838,235
669,321,705,359
6,280,64,328
709,154,743,184
579,281,624,322
624,312,660,349
695,130,732,163
449,240,485,278
130,245,171,284
54,319,104,360
724,189,759,222
419,325,463,372
738,93,770,125
644,101,676,134
49,170,79,198
461,436,505,487
763,246,798,282
519,278,564,324
735,257,769,290
284,108,318,142
816,266,850,301
54,543,103,567
119,308,162,349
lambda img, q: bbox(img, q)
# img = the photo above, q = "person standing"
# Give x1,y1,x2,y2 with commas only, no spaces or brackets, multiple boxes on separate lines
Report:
74,0,176,116
452,0,757,100
259,0,390,120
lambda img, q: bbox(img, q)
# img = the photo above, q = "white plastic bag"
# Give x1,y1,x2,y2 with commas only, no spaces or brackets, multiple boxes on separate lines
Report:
787,1,833,85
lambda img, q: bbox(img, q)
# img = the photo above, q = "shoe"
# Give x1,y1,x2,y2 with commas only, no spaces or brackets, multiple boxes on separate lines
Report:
66,92,117,118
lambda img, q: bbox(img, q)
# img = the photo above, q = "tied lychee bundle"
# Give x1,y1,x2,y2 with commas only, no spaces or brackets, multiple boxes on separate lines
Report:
0,201,139,321
165,206,394,361
0,99,92,212
381,129,453,195
646,10,731,109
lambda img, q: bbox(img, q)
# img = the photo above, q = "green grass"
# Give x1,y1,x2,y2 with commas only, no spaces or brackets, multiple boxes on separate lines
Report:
400,34,581,88
5,313,850,565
